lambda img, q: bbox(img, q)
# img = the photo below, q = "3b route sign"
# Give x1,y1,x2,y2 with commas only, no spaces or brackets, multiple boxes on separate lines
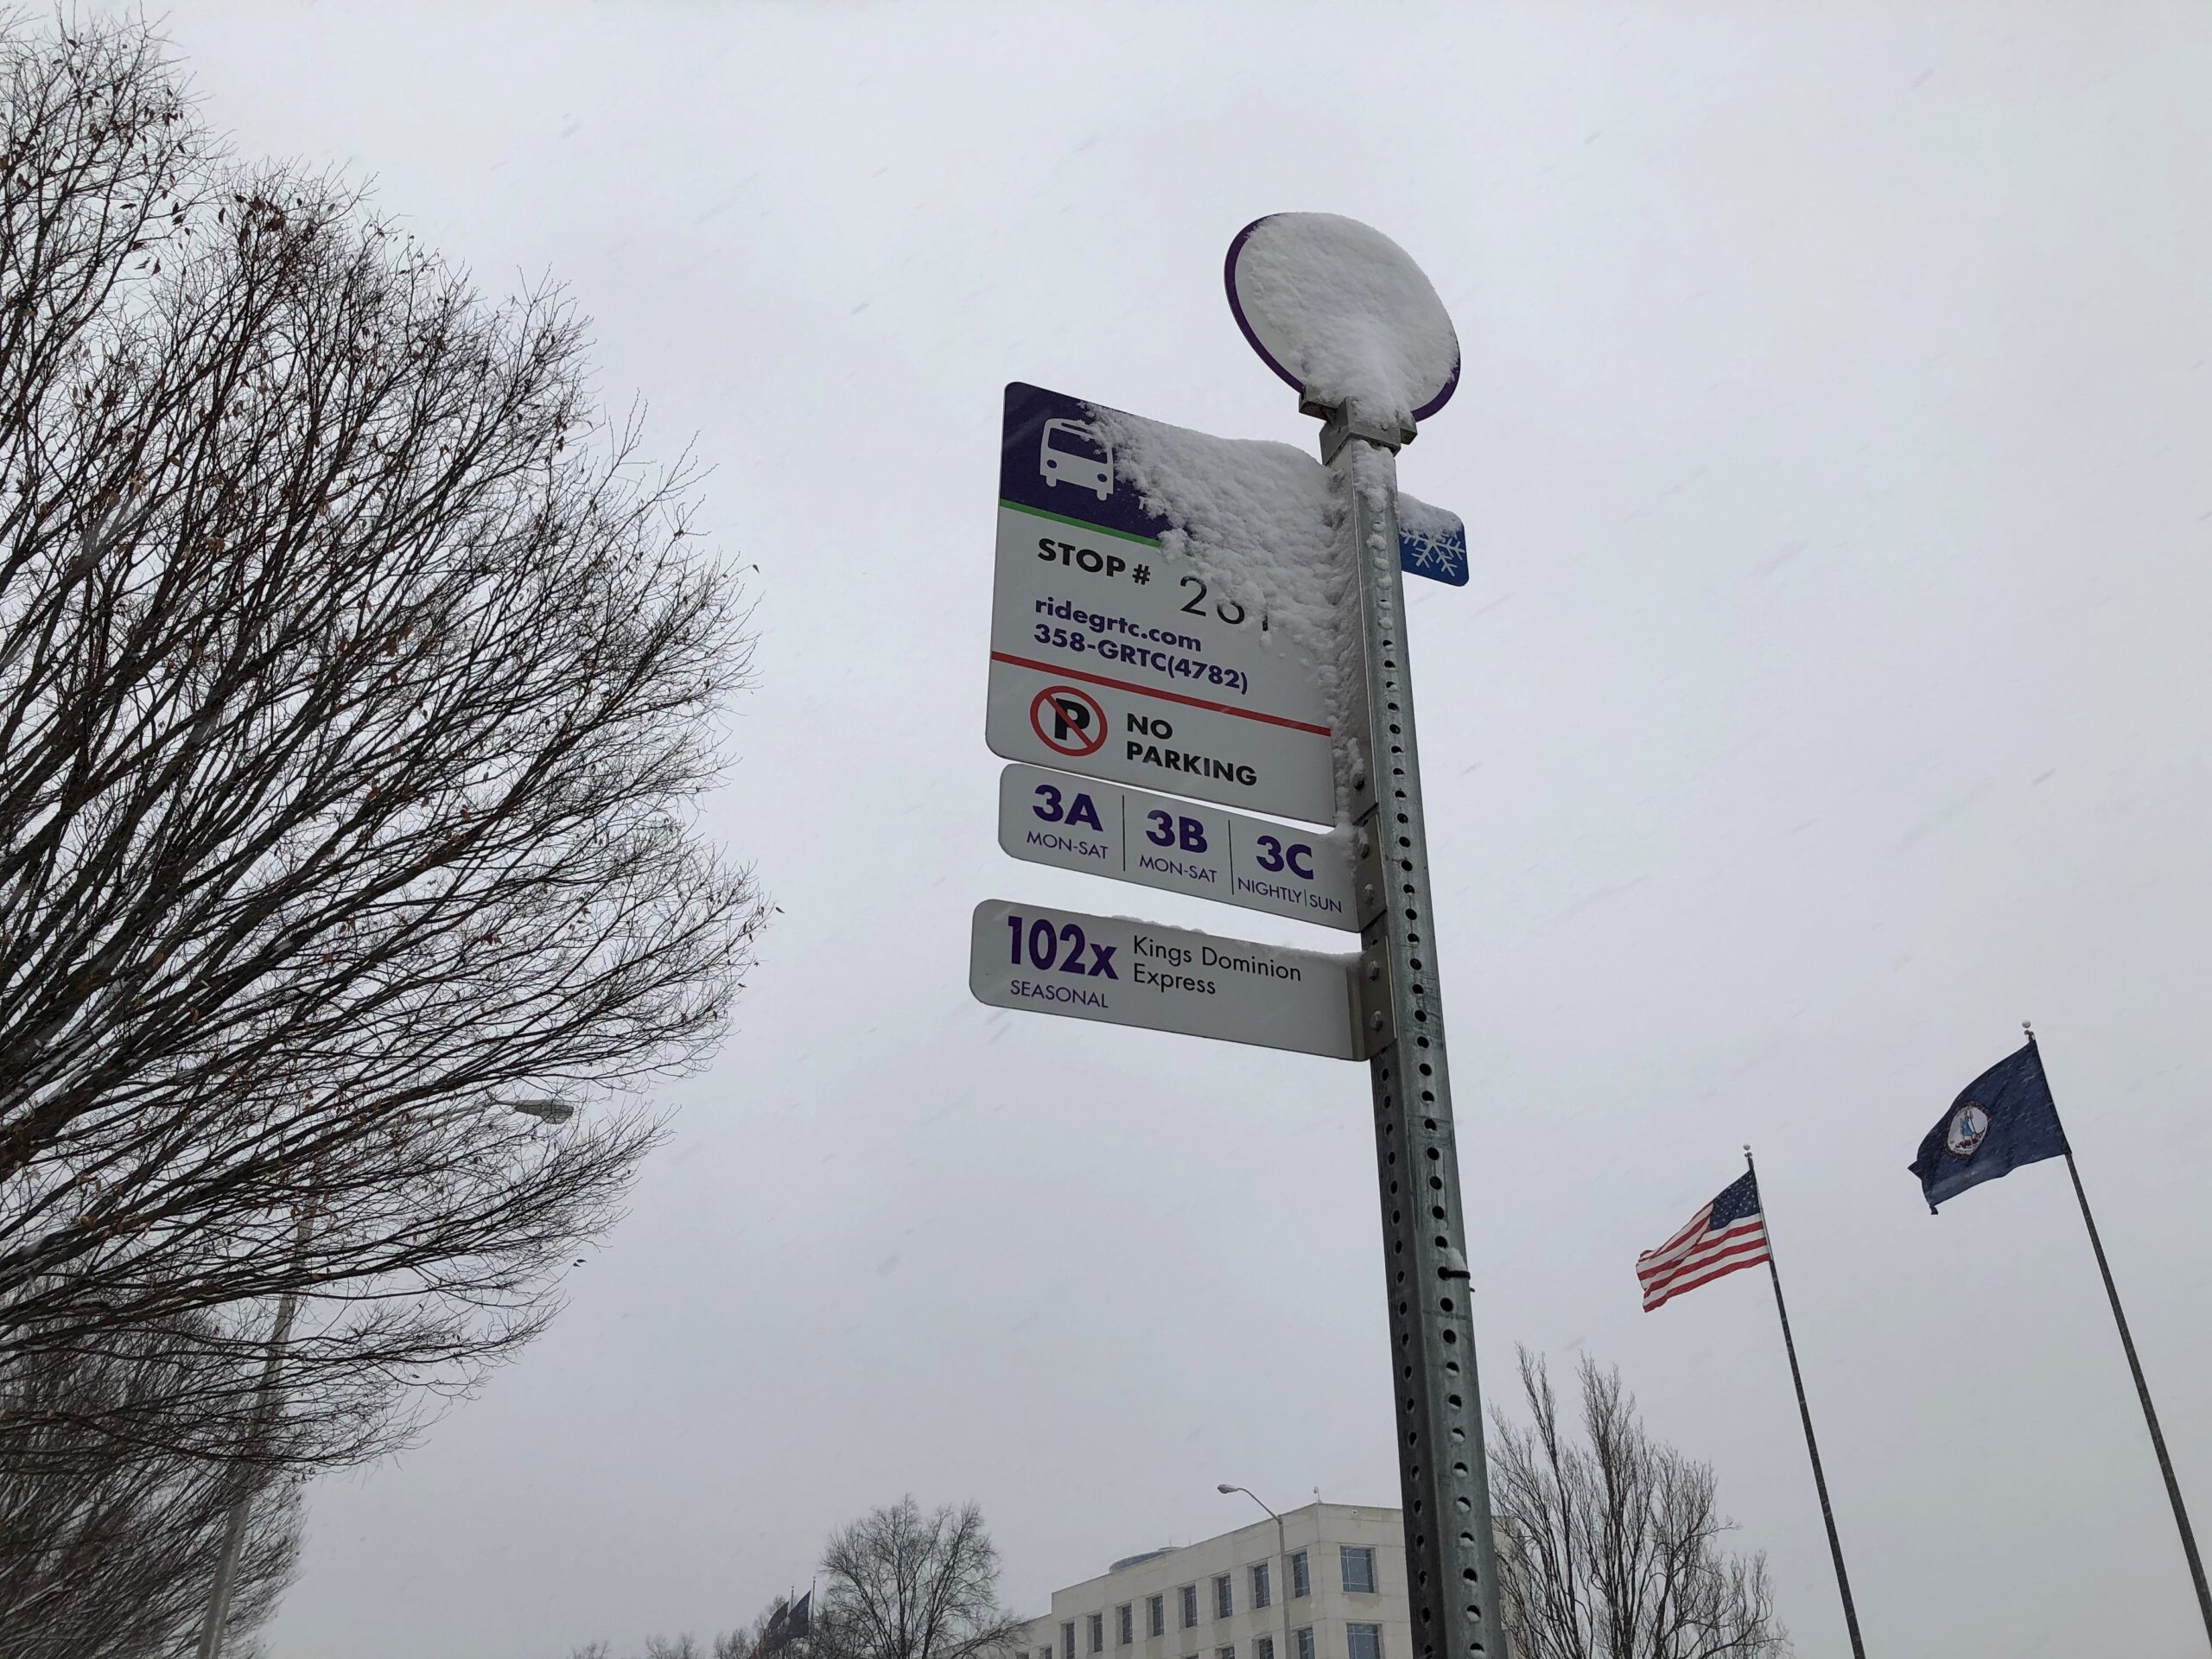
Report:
995,762,1370,931
985,382,1338,826
968,899,1366,1060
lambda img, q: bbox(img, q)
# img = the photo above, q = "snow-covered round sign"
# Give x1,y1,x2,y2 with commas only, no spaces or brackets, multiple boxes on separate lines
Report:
1224,213,1460,429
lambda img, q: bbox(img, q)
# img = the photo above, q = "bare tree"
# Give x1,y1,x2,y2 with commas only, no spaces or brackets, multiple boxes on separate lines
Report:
0,1314,302,1658
0,9,761,1479
1489,1350,1788,1659
817,1499,1024,1659
562,1636,739,1659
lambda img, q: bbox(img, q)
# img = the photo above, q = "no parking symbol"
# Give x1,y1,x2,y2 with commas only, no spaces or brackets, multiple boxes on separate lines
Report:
1028,684,1107,758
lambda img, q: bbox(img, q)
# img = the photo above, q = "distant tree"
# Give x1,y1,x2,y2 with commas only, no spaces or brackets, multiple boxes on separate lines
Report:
817,1499,1023,1659
731,1586,825,1659
1488,1349,1788,1659
558,1503,1008,1659
557,1624,760,1659
720,1598,793,1659
0,6,761,1485
563,1636,749,1659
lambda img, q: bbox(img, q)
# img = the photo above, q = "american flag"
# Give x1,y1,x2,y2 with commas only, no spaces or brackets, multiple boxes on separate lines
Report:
1637,1171,1772,1311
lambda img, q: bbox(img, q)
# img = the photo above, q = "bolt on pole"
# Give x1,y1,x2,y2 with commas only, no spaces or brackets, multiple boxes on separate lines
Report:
1326,406,1508,1659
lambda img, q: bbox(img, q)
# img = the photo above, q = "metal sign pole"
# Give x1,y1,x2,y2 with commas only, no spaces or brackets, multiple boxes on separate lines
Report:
1326,409,1507,1659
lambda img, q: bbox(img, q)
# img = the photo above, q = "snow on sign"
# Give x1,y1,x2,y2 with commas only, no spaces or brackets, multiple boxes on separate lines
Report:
996,762,1371,931
969,899,1364,1060
1225,213,1461,428
987,382,1338,825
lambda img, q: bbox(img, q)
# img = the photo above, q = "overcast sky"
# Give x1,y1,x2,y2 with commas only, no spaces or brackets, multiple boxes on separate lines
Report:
132,4,2212,1656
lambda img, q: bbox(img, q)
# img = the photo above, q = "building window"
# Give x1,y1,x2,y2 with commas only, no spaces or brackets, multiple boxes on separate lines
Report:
1295,1630,1313,1659
1180,1586,1199,1630
1340,1546,1376,1596
1256,1641,1274,1659
1346,1628,1380,1659
1090,1615,1105,1654
1249,1561,1270,1610
1148,1598,1166,1638
1065,1621,1077,1659
1214,1576,1234,1620
1118,1606,1134,1647
1218,1648,1235,1659
1291,1551,1310,1599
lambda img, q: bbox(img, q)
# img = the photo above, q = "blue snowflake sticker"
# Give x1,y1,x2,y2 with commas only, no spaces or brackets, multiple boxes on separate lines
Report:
1396,497,1469,588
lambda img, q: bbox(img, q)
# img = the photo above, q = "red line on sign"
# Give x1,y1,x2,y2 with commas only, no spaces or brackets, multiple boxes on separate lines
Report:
989,652,1332,736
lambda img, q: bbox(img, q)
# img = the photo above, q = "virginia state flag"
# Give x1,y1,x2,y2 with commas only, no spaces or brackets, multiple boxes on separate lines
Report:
1910,1041,2069,1211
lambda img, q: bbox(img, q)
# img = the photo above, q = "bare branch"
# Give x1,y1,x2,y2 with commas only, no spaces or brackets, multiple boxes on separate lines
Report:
0,1315,302,1658
820,1498,1027,1659
0,10,764,1483
1490,1348,1788,1659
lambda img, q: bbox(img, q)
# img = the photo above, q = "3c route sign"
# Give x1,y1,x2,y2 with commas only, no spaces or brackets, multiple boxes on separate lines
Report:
986,382,1338,826
968,899,1369,1060
996,763,1372,931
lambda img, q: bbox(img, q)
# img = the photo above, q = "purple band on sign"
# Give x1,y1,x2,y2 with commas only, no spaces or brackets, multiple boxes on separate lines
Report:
1224,217,1300,399
1411,356,1460,422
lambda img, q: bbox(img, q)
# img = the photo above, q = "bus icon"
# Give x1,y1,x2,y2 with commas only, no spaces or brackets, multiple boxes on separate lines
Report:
1039,417,1112,500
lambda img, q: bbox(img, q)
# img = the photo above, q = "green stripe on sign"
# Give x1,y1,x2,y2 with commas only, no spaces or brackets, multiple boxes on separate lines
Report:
1000,499,1163,549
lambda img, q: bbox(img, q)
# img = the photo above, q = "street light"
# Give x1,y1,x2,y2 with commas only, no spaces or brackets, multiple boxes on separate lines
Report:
196,1094,576,1656
504,1096,575,1124
1218,1484,1294,1659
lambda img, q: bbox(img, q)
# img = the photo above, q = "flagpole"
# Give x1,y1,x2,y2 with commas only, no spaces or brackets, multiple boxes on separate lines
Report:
1744,1146,1867,1659
2028,1026,2212,1649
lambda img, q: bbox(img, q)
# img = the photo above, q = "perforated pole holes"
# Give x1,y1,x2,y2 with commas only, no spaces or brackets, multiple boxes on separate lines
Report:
1338,435,1506,1659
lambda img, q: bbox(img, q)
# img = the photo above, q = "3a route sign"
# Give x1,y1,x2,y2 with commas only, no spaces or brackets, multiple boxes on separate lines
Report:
986,382,1338,826
969,899,1366,1060
996,763,1370,931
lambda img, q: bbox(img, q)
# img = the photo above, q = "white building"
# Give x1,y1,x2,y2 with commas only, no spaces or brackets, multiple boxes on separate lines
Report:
1013,1505,1408,1659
